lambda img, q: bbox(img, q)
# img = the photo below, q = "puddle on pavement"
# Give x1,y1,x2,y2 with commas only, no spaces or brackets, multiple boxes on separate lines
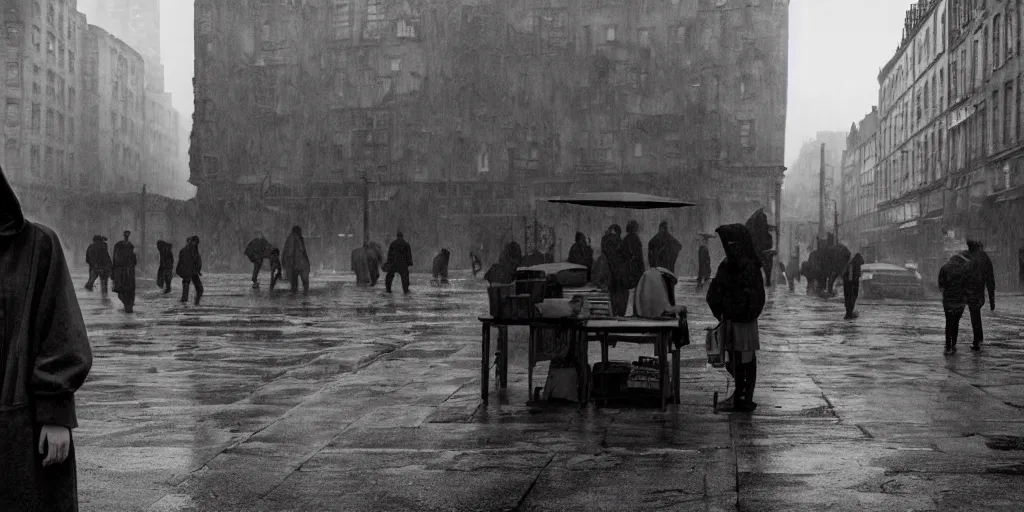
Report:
984,435,1024,451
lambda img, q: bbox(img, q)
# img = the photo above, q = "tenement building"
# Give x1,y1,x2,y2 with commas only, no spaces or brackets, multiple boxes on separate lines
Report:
2,0,86,220
839,108,878,259
875,0,948,282
191,0,790,270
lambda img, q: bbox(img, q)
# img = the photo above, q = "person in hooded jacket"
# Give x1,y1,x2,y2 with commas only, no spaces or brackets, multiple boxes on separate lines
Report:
432,248,451,284
939,252,972,355
176,236,204,305
601,225,629,316
697,241,712,289
0,166,93,510
706,224,766,412
484,241,523,285
112,230,137,313
648,221,683,274
961,240,996,351
470,251,483,278
156,240,174,294
85,234,112,294
567,232,594,281
282,226,311,295
842,253,865,319
384,231,413,294
621,220,646,314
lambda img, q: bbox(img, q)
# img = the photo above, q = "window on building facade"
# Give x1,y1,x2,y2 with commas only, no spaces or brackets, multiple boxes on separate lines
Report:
57,113,63,140
740,120,755,149
6,61,20,85
46,2,54,25
1007,9,1014,58
605,26,616,42
68,117,73,143
6,23,20,46
32,26,40,52
68,50,73,73
983,27,989,78
44,146,52,177
30,145,40,175
972,39,979,89
45,108,53,137
638,29,650,47
68,86,74,109
57,42,63,68
57,77,63,105
45,32,54,59
994,14,1002,68
5,100,19,127
993,90,1000,152
31,103,39,132
1005,82,1013,146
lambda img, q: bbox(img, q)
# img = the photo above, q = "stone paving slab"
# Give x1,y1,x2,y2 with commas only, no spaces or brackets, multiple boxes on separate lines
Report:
67,273,1024,511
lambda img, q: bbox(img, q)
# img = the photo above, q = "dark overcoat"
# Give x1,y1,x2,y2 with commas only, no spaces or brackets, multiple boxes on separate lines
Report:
0,169,93,511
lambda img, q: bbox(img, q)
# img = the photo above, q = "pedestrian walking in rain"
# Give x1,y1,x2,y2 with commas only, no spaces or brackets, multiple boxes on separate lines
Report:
842,253,865,319
706,224,766,412
432,248,451,284
112,230,137,313
621,220,646,314
962,240,996,351
939,252,971,355
176,236,204,305
0,166,93,511
267,248,283,291
601,225,629,316
156,240,174,294
485,242,522,285
244,233,273,289
648,221,682,274
697,241,712,290
282,226,311,295
85,234,112,294
384,231,413,294
567,232,595,281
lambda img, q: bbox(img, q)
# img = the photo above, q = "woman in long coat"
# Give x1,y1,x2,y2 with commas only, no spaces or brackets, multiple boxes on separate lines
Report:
282,226,311,294
112,231,137,313
706,223,766,412
0,168,93,510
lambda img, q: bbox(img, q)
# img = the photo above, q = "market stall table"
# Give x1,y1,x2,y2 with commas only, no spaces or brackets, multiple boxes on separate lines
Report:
478,316,688,410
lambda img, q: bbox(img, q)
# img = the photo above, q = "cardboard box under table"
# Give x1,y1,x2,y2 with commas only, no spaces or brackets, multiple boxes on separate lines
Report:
478,316,587,404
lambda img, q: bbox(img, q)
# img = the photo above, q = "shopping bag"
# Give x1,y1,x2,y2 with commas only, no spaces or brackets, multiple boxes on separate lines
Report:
705,323,725,367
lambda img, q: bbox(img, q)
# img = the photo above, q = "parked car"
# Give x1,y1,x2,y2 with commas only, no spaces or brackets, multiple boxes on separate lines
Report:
859,262,925,299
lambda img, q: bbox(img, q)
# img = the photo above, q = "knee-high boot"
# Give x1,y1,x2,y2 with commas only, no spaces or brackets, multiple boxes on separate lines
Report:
745,357,757,408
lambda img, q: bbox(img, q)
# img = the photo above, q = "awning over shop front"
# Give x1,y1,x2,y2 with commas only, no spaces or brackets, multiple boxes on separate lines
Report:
899,220,919,230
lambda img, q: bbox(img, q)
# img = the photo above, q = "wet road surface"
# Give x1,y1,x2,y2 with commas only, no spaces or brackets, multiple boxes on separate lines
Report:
71,271,1024,511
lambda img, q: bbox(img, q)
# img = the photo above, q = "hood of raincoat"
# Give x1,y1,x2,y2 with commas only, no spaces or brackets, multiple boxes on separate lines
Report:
715,223,759,266
499,242,523,268
0,167,27,237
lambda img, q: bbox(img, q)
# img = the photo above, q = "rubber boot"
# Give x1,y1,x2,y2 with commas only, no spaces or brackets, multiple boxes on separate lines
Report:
743,359,758,411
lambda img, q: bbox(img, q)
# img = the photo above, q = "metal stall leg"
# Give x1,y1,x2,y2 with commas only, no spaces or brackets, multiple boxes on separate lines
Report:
481,322,491,403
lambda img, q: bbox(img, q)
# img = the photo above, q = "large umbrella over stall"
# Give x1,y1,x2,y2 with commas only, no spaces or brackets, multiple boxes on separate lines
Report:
546,192,696,209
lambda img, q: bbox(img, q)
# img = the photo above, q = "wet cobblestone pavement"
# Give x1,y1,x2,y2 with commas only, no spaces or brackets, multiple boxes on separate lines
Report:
71,270,1024,511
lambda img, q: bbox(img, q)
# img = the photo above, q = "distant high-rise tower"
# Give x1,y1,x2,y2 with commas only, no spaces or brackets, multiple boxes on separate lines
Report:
92,0,163,92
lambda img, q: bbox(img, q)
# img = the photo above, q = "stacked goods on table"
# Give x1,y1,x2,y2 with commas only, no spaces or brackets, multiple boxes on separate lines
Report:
627,356,663,393
487,283,536,319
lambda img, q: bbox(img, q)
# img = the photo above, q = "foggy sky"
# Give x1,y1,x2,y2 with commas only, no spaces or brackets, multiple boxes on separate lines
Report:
102,0,916,170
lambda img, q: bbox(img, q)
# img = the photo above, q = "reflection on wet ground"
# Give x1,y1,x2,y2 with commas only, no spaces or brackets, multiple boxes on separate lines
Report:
72,271,1024,511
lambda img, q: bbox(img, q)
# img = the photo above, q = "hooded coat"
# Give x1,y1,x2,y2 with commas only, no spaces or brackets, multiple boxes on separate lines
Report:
86,237,112,272
706,224,766,323
600,232,625,291
0,168,93,510
938,253,972,309
697,245,712,280
432,249,451,279
962,244,995,308
282,231,311,278
648,230,683,272
567,233,594,272
384,235,413,272
485,242,523,285
620,231,646,289
176,241,202,278
157,240,174,270
111,239,137,294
